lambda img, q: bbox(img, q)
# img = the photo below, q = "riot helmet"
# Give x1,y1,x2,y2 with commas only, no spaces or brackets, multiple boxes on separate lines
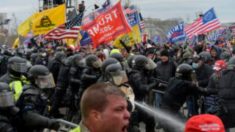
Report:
127,55,136,68
54,51,66,62
101,58,119,72
28,65,55,89
176,63,193,80
85,54,102,69
110,53,124,63
73,54,84,67
8,56,27,77
105,62,128,86
0,82,14,108
132,55,156,70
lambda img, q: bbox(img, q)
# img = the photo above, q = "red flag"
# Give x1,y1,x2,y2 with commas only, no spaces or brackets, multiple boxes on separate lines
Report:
82,1,131,48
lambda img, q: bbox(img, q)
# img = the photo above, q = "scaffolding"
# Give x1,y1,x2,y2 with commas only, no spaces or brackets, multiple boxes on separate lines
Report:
38,0,79,12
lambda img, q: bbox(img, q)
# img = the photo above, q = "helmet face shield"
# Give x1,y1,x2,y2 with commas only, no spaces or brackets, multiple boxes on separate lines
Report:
92,59,102,68
0,91,14,107
11,62,27,73
145,59,157,70
110,71,128,86
35,73,55,89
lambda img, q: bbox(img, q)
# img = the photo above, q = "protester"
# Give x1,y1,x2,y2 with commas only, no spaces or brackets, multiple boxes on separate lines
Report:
70,82,130,132
217,56,235,129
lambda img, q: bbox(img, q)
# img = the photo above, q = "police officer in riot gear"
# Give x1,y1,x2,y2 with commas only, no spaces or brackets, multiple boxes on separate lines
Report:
128,55,157,132
102,59,135,111
80,54,102,94
0,56,28,83
0,56,28,102
162,64,196,113
161,63,215,132
17,65,56,116
48,51,66,84
0,48,14,76
66,53,85,122
51,55,76,118
0,82,60,132
0,82,17,132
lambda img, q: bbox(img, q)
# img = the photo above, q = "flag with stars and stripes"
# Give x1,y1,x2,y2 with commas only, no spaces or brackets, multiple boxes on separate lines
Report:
138,12,145,32
44,12,84,40
185,8,221,39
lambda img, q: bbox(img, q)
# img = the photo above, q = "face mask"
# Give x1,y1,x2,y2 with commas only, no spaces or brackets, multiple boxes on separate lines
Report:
192,63,199,69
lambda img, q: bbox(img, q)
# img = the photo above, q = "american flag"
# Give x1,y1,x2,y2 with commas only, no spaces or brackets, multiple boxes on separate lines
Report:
185,8,221,39
44,12,84,40
138,12,145,32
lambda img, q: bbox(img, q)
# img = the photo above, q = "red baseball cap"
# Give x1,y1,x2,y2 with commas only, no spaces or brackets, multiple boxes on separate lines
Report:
185,114,225,132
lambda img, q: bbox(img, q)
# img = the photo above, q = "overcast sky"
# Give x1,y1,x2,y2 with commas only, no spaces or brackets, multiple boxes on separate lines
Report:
0,0,234,25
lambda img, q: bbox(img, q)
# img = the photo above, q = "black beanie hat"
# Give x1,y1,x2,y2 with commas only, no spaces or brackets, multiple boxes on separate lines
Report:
160,50,169,57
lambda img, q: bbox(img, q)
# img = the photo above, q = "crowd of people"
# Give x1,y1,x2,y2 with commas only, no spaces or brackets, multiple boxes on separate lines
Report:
0,37,235,132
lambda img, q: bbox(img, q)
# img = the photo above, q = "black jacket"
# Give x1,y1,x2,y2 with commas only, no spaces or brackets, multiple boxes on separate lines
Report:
217,69,235,128
17,85,49,116
195,64,213,87
155,60,176,82
128,70,157,101
80,67,101,91
47,59,64,84
0,115,16,132
161,77,198,113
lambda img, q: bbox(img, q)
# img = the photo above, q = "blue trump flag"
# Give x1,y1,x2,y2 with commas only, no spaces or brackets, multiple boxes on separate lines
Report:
167,23,186,43
127,11,139,27
203,8,217,24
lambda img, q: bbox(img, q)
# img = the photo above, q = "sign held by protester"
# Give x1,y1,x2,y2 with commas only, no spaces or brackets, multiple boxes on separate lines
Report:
82,1,131,48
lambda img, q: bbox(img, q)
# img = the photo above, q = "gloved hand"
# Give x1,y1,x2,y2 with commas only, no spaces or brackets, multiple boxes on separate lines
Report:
48,119,60,130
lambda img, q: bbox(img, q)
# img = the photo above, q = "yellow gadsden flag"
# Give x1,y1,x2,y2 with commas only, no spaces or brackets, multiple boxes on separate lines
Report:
12,37,20,49
113,25,142,48
32,4,66,35
17,14,35,37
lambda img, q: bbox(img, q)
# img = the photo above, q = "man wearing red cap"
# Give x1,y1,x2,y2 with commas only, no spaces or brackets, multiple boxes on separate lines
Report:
204,60,227,114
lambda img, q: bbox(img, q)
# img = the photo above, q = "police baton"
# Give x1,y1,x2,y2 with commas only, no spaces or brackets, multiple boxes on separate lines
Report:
152,89,165,94
56,119,78,128
152,78,169,85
